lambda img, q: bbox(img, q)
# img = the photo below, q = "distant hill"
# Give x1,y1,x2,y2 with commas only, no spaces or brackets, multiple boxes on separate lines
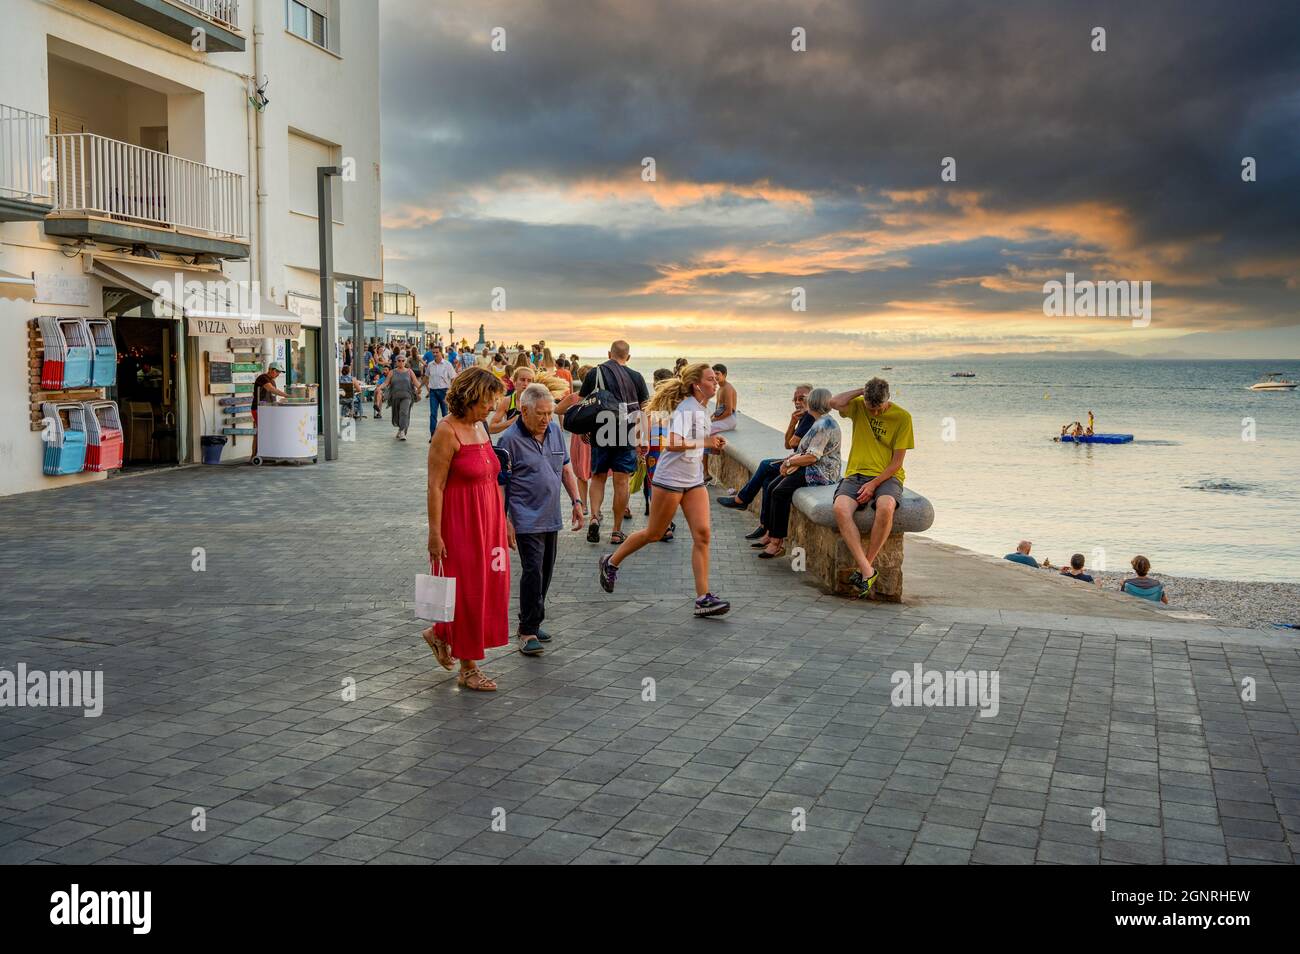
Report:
941,349,1136,361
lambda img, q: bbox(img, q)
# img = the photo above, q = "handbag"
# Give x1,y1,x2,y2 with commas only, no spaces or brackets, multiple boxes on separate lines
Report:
562,365,624,437
415,560,456,622
628,456,647,495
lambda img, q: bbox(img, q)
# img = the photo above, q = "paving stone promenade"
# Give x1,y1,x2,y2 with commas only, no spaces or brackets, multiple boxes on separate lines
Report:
0,415,1296,864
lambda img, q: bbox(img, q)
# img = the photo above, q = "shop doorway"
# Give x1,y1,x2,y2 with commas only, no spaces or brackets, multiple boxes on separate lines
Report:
105,310,184,470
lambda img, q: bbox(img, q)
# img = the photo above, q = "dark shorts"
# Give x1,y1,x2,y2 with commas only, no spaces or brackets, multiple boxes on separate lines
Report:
834,474,904,510
651,480,705,495
591,444,638,475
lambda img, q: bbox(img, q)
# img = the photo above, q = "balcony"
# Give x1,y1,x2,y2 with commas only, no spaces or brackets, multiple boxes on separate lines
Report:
45,133,249,260
85,0,245,53
0,105,54,222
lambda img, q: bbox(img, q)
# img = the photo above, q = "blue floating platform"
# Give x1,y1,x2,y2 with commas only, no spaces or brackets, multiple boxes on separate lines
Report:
1058,433,1133,444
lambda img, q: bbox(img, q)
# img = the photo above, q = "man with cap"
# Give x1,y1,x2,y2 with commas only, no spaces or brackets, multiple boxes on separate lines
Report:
250,362,289,460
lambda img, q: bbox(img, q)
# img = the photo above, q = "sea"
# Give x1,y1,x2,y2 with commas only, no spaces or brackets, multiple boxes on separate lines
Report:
622,358,1300,583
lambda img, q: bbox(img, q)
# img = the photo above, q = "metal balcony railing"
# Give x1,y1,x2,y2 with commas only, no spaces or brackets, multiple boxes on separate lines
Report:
176,0,240,30
0,104,52,204
48,133,246,240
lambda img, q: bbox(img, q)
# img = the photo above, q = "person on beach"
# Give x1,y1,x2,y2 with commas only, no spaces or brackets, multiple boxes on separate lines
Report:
1005,541,1040,567
1121,555,1169,603
497,383,586,656
828,377,914,597
377,353,421,441
1059,553,1096,583
751,388,841,558
580,340,649,545
423,367,510,691
674,358,688,376
717,384,813,513
598,363,730,617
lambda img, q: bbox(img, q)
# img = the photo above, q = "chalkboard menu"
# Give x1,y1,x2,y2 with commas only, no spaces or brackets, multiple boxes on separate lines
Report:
207,351,235,394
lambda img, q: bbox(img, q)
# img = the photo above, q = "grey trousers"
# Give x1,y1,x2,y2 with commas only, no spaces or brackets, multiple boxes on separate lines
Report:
390,395,412,431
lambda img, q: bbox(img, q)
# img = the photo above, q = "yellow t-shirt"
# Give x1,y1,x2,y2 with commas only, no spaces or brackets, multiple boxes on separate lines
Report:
839,397,914,483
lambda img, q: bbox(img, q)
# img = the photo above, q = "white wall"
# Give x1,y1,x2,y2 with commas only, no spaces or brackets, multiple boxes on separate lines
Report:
0,0,381,496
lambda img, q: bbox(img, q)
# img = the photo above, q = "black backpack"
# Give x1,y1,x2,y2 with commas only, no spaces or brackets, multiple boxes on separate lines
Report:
563,364,626,437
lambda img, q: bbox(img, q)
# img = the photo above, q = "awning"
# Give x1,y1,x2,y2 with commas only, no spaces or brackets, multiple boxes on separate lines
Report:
83,255,302,337
0,268,37,301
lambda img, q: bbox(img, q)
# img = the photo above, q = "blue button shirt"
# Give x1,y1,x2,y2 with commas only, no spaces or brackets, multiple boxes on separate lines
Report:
497,417,570,533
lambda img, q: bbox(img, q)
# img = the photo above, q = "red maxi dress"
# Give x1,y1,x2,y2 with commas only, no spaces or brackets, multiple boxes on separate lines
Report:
434,438,510,660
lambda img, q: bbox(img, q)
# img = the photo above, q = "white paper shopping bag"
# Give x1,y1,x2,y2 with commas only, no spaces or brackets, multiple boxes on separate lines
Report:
415,561,456,622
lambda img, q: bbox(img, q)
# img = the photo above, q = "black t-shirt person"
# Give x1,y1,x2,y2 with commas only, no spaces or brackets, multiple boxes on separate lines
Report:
252,372,283,409
579,359,649,450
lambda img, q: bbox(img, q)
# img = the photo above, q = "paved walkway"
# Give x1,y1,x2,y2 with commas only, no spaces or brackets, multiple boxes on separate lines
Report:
0,412,1296,864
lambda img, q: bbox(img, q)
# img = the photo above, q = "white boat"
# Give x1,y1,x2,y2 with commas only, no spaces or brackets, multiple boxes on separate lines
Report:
1248,372,1297,391
951,371,976,378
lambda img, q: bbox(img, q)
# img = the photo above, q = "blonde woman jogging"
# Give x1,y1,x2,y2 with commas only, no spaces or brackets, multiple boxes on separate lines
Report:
598,363,729,617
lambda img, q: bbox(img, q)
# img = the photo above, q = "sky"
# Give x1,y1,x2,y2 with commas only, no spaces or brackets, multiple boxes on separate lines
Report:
377,0,1300,359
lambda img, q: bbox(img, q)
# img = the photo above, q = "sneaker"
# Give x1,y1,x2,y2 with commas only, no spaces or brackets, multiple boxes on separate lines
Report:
598,554,618,593
518,635,544,656
694,593,730,617
398,430,407,441
586,521,601,543
847,569,879,599
536,629,552,643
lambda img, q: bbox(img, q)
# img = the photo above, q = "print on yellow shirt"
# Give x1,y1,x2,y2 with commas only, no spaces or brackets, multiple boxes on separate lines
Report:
839,396,915,483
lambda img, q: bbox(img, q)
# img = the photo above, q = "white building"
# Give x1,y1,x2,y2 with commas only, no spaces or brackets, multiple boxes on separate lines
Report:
0,0,381,494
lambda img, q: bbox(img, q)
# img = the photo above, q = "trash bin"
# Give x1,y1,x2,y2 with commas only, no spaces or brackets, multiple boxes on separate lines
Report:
200,435,228,465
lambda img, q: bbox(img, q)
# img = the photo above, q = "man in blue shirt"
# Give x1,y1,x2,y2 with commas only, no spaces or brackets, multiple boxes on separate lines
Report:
497,383,585,656
1004,540,1047,568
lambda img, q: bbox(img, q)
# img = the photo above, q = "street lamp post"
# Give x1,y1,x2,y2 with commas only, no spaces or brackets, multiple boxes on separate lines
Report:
316,165,341,461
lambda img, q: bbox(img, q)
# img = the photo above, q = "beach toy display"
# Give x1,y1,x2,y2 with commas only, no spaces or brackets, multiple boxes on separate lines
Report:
40,402,88,476
86,319,118,387
83,400,124,472
1058,433,1133,444
37,317,94,390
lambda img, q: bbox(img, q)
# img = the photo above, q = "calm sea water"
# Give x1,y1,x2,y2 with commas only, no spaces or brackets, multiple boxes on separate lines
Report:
625,359,1300,582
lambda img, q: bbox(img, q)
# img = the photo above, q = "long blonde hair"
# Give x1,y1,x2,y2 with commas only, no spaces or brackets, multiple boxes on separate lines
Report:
646,362,710,415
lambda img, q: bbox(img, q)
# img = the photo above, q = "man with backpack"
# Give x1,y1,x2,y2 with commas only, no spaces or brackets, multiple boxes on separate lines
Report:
574,340,649,545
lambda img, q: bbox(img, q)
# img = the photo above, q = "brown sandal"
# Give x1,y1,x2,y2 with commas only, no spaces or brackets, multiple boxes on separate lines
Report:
422,626,454,670
457,667,497,692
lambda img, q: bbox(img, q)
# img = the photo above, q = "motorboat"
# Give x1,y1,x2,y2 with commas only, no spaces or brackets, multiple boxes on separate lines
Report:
951,371,976,378
1248,372,1297,391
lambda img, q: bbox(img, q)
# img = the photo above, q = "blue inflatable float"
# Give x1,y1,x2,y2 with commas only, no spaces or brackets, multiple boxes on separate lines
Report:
1058,433,1133,444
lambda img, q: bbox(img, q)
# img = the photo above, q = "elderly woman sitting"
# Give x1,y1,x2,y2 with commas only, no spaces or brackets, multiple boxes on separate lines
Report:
750,387,842,558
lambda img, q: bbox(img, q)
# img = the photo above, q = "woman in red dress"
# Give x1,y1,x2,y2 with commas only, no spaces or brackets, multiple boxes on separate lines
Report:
423,367,509,690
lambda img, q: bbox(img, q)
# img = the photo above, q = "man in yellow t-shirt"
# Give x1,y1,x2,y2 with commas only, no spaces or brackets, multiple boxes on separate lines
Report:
828,377,915,597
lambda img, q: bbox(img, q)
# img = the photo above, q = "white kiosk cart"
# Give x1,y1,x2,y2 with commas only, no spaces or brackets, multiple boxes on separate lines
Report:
252,400,318,465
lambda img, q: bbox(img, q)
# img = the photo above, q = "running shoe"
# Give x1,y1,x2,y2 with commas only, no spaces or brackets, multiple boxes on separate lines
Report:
847,569,879,599
598,554,618,592
694,593,730,617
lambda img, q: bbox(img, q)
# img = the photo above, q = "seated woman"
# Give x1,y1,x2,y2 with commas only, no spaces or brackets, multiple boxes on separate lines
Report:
751,388,841,558
1120,555,1168,603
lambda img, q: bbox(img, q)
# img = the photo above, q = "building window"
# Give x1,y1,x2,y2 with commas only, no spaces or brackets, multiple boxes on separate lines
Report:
287,0,329,50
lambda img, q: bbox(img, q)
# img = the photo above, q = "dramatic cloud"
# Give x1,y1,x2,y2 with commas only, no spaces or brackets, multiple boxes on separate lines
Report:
379,0,1300,356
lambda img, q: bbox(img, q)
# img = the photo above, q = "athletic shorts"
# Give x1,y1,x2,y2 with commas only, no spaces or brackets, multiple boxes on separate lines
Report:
833,474,904,510
651,481,705,494
591,444,638,475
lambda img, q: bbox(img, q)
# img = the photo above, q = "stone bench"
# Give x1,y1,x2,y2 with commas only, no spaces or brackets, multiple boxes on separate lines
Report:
708,411,935,602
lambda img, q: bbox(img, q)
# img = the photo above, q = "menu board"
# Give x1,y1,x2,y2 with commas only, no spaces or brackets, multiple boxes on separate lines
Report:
207,351,235,394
